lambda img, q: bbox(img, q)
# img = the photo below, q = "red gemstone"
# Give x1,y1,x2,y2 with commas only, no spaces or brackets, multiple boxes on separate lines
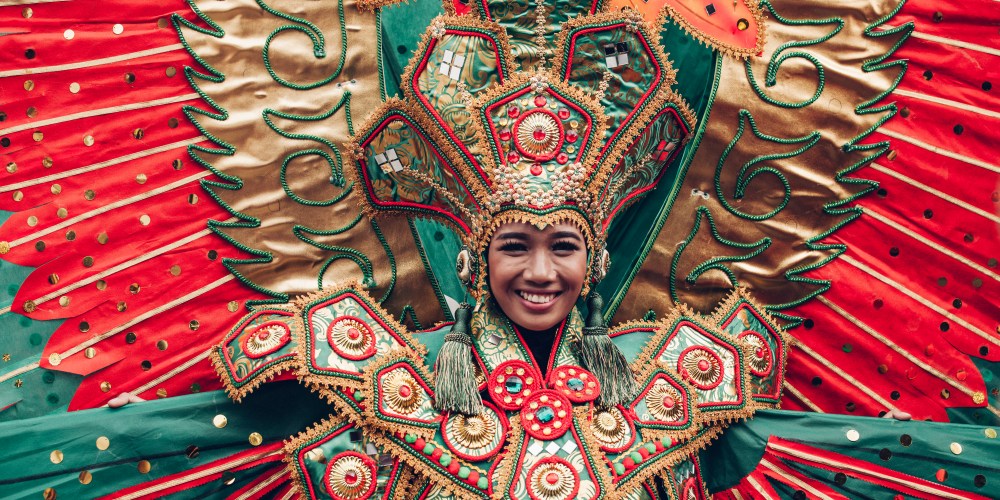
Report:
413,438,426,450
257,331,270,340
622,456,636,469
638,447,651,459
344,470,359,485
558,107,570,120
534,95,547,107
662,396,675,408
545,472,560,485
448,461,461,474
507,152,520,164
507,106,519,118
654,441,666,453
698,359,710,371
532,128,547,142
347,327,361,340
499,129,512,142
530,164,543,176
398,384,412,398
755,347,766,358
556,153,568,165
467,470,480,484
566,131,578,143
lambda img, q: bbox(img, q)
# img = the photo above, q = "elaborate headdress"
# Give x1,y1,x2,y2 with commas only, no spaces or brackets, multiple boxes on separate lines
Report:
348,9,696,412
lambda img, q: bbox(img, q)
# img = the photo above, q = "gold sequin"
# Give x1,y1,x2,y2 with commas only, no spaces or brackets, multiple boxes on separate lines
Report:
12,191,23,202
51,184,62,195
56,208,67,218
213,414,228,428
189,320,199,331
737,18,749,31
156,388,167,398
130,283,141,294
137,460,151,474
139,214,151,226
227,301,239,312
84,190,96,200
64,29,75,40
188,194,199,204
132,128,144,140
50,450,63,464
157,18,168,29
96,436,110,451
78,471,92,485
117,301,127,312
135,173,147,184
986,428,997,439
973,392,985,404
124,73,135,84
48,273,61,285
950,442,963,454
27,107,37,118
22,7,32,18
157,340,168,351
96,280,107,290
84,348,96,359
43,156,53,168
97,232,108,244
5,162,16,174
65,230,75,241
13,379,22,387
166,67,177,78
58,295,70,307
172,159,183,170
846,429,860,441
248,432,263,446
24,80,34,91
43,488,55,500
27,215,38,227
100,381,111,392
168,117,178,128
82,256,94,267
32,131,43,142
23,300,37,313
83,135,95,146
170,265,181,276
69,82,80,93
0,241,9,254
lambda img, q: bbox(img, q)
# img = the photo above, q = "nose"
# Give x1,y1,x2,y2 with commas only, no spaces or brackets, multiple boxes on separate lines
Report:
523,249,555,283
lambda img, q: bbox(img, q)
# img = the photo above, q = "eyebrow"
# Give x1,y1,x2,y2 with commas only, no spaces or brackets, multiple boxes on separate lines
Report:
495,231,529,240
552,231,583,241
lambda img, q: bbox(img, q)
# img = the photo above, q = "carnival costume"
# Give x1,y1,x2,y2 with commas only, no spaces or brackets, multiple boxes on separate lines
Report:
0,0,998,499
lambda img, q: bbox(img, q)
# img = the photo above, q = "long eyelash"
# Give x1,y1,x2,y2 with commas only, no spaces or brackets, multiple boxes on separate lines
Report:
552,240,581,251
498,241,527,251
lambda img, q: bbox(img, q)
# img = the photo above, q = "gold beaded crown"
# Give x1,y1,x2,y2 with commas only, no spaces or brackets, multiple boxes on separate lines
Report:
348,9,695,290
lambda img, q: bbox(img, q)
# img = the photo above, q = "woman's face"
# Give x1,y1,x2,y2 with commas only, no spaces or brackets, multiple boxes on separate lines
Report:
487,222,587,332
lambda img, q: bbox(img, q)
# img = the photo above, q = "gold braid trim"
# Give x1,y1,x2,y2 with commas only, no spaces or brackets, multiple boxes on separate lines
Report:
490,413,525,500
574,406,625,500
212,304,302,402
282,414,351,497
708,286,792,409
655,1,767,60
358,348,440,440
615,426,724,495
357,0,410,12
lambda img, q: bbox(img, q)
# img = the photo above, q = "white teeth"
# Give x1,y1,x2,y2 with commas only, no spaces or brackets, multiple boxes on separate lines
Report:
518,291,557,304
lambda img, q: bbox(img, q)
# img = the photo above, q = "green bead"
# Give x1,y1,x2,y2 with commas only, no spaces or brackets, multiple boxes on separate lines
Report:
439,454,452,467
354,392,366,402
629,451,643,464
404,434,417,444
477,477,488,489
423,443,435,455
660,436,671,447
645,442,657,454
613,463,626,475
458,466,470,479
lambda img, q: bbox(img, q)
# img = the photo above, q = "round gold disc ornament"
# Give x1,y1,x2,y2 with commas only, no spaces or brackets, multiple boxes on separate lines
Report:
737,330,773,376
678,347,724,390
241,321,291,359
592,407,633,451
526,456,580,500
324,451,376,500
381,368,423,415
442,403,505,460
326,316,377,360
645,382,685,423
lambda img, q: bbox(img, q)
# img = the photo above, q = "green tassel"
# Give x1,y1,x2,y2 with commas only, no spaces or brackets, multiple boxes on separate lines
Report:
433,304,484,415
580,291,637,407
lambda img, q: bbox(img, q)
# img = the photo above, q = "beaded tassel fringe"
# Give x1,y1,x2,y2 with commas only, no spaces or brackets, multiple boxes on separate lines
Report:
580,291,637,407
432,304,484,415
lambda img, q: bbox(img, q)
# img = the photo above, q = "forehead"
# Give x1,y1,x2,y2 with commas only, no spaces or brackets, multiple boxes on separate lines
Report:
490,221,585,239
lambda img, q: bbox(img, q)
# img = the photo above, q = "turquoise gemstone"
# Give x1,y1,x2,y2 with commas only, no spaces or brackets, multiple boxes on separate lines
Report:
567,377,584,391
505,376,524,394
536,406,555,423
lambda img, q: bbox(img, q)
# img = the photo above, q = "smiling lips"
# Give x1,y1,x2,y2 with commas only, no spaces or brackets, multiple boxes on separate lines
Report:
517,290,560,304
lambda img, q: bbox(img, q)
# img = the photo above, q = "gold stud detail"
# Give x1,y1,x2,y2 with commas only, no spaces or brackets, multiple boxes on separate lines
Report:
64,29,75,40
83,135,94,146
24,80,34,91
950,442,963,454
27,215,38,227
156,388,167,398
78,471,92,485
50,450,64,464
43,156,53,168
116,301,127,312
166,67,176,78
188,194,199,204
170,265,181,276
32,131,43,142
82,256,94,267
0,242,8,255
986,428,997,439
84,348,96,359
157,340,168,351
24,300,37,313
51,184,62,195
130,283,141,294
96,436,110,450
248,432,263,446
69,82,80,93
213,414,228,428
65,230,75,241
97,232,109,244
96,280,107,290
22,7,32,18
113,24,124,35
227,301,240,312
13,191,23,202
137,460,151,474
84,190,96,200
100,381,111,392
43,488,55,500
56,208,67,218
188,320,199,331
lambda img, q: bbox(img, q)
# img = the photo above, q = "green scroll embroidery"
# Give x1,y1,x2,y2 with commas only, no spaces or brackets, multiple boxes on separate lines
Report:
669,206,770,303
744,0,844,109
714,109,819,221
258,0,348,90
292,214,374,290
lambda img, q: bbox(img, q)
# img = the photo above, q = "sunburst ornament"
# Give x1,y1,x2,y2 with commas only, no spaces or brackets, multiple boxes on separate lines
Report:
443,405,505,459
645,383,685,422
241,322,290,359
738,330,773,376
327,316,377,360
324,451,376,500
382,368,423,415
592,407,631,450
514,108,564,162
526,456,580,500
678,347,724,390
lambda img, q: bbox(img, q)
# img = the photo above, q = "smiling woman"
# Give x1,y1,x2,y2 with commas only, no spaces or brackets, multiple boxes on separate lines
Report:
487,222,587,333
